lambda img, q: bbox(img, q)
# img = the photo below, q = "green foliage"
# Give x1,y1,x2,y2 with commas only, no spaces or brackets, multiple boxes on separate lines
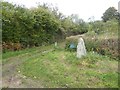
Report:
2,1,89,51
91,21,105,34
88,19,118,35
2,1,64,51
84,38,100,52
84,35,119,60
67,15,88,36
86,19,118,60
103,19,118,33
102,7,119,22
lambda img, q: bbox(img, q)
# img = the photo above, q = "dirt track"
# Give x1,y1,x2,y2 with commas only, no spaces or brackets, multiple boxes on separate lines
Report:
2,49,53,88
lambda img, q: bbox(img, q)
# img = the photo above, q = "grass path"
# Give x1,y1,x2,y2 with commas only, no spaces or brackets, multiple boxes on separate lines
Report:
2,45,54,88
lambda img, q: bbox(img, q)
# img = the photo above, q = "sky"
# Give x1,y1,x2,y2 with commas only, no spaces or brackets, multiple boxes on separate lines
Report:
4,0,119,22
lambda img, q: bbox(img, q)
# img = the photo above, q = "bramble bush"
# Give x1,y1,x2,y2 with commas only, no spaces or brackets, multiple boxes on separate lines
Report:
65,35,119,60
84,37,119,60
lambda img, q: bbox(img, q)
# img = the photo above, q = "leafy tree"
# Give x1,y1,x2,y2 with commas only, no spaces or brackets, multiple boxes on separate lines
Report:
102,7,119,22
2,2,16,42
69,15,88,34
2,1,89,51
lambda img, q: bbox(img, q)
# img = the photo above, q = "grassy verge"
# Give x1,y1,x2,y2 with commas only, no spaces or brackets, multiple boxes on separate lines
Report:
2,45,54,64
19,49,118,88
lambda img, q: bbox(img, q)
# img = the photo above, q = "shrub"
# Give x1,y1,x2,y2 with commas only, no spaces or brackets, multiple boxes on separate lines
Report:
65,34,119,60
84,36,119,60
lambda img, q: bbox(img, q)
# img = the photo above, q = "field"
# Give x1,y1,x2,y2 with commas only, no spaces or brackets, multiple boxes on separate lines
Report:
2,36,118,88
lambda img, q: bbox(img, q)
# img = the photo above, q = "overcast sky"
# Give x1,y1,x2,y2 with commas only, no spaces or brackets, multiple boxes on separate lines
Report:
4,0,119,21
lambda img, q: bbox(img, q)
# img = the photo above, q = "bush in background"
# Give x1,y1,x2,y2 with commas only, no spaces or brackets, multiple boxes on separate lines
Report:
65,34,119,60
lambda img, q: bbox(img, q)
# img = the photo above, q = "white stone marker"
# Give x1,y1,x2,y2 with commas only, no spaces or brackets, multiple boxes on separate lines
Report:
77,38,86,58
55,42,57,47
